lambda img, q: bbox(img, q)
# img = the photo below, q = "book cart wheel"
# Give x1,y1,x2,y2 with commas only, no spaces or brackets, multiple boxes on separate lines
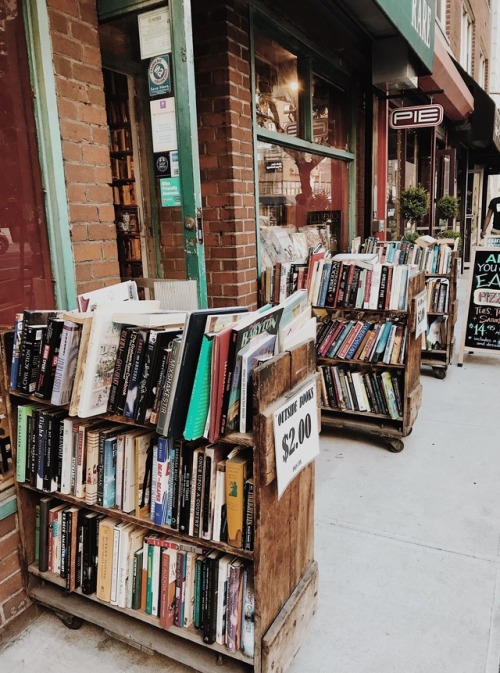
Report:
432,366,447,379
386,438,404,453
54,609,83,630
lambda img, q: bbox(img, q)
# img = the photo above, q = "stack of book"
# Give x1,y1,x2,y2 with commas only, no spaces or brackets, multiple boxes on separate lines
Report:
36,498,255,655
316,317,407,365
360,236,453,274
310,255,416,311
10,286,313,443
318,365,403,419
17,410,254,551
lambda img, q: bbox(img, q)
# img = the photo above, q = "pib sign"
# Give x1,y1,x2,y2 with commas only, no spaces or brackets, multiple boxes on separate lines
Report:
390,104,444,130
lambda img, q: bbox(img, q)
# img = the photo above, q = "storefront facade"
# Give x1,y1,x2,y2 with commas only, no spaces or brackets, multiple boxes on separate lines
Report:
3,0,497,321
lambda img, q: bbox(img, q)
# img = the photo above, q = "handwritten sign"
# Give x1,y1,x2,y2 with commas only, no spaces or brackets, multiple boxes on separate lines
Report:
458,248,500,363
485,236,500,248
273,378,319,499
414,290,427,339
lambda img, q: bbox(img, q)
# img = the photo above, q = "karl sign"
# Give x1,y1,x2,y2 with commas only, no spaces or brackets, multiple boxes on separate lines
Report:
390,104,444,130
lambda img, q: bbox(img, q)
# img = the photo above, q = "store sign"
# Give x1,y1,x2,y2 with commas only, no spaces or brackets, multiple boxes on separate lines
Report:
148,55,171,96
160,177,182,207
390,104,443,129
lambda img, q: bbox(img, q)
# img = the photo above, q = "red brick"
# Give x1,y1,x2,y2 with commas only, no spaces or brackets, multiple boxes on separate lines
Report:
69,204,98,223
60,119,92,143
101,241,118,259
2,590,30,623
61,141,82,163
87,223,115,240
52,54,73,79
73,241,103,262
48,0,80,16
82,45,102,68
70,224,88,241
65,163,95,183
0,551,21,583
69,19,98,46
94,166,113,185
91,260,120,278
73,62,103,87
0,530,18,559
88,87,106,108
58,96,79,120
49,10,69,34
97,204,116,223
0,514,17,539
74,263,93,282
0,570,23,602
86,184,113,205
82,145,111,167
79,103,107,126
51,33,83,61
57,78,88,103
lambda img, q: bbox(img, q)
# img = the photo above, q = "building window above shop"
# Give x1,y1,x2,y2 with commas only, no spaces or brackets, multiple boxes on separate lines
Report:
460,3,473,74
436,0,446,27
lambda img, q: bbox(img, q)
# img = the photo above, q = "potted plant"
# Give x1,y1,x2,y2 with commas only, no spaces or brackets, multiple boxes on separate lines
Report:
399,185,430,230
436,195,459,222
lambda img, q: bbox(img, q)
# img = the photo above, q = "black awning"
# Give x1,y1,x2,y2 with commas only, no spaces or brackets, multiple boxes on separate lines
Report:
452,58,500,154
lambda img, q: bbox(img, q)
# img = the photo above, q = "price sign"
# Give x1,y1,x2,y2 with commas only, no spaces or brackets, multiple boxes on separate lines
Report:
414,290,427,339
273,377,319,499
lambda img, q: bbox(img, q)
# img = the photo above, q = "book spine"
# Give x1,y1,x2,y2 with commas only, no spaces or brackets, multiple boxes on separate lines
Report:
107,327,130,412
116,329,138,415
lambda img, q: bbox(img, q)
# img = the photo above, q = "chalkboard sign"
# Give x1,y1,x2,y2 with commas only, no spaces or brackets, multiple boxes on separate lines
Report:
458,247,500,364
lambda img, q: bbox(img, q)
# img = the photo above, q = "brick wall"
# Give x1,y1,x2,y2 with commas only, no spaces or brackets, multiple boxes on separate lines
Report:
447,0,492,84
192,0,258,308
0,510,29,630
47,0,120,295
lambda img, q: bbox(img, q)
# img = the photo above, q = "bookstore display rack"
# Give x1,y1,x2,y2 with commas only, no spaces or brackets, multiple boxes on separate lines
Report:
1,323,318,673
314,269,425,452
103,69,144,281
421,250,459,379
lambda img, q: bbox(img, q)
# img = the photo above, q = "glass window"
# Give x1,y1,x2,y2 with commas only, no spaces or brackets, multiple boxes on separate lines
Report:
258,141,348,251
460,4,473,74
312,74,349,150
254,33,299,137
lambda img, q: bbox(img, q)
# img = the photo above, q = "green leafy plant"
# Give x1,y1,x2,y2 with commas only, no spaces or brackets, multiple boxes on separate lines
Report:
436,195,459,221
437,228,462,249
399,185,430,225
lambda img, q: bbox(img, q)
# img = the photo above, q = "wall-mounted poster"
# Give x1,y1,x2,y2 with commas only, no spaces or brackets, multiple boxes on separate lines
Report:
148,54,171,96
150,98,177,153
160,177,182,207
138,7,171,60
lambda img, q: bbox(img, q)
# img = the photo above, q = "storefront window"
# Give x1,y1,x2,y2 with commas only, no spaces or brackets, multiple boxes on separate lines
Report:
312,74,349,150
257,141,348,251
254,34,299,137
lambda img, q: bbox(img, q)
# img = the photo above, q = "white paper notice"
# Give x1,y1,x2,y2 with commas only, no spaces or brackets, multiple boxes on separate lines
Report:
273,377,319,500
150,98,177,153
138,7,171,60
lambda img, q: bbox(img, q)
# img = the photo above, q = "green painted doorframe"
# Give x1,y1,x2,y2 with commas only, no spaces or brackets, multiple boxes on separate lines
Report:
23,0,78,311
99,0,207,308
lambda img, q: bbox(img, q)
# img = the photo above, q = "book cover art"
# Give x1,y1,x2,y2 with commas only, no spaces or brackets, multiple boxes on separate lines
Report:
51,321,82,406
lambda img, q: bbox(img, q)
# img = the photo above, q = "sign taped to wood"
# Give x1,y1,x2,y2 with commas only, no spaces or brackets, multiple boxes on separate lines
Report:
458,247,500,364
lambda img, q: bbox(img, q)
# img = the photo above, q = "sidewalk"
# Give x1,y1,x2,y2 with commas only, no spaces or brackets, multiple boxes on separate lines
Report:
2,270,500,673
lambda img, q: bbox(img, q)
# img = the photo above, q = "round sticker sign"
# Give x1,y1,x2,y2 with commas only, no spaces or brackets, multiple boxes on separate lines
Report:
150,56,170,85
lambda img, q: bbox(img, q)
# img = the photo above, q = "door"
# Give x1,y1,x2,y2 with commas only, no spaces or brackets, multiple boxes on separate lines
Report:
464,169,482,266
98,0,207,307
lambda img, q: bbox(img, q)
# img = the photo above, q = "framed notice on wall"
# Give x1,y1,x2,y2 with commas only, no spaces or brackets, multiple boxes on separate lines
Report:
458,247,500,364
138,7,171,60
150,98,177,153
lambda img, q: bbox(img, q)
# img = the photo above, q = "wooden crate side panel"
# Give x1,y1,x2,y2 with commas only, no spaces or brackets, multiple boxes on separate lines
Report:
288,340,316,389
261,561,319,673
252,352,291,413
254,463,315,655
405,382,423,431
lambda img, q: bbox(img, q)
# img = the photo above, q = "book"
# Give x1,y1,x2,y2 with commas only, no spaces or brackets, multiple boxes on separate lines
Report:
201,443,225,541
158,307,247,439
243,477,254,551
19,324,47,395
155,335,182,434
215,553,234,645
96,516,119,602
16,404,41,483
78,300,158,418
135,431,156,518
43,408,67,492
226,557,244,652
121,429,149,514
189,445,205,537
81,511,100,595
17,310,58,393
241,565,255,657
135,328,182,425
38,496,56,572
67,313,94,417
202,550,222,644
107,325,133,413
10,313,23,392
34,317,64,399
183,333,214,441
124,328,149,419
51,320,82,406
111,310,186,329
76,280,139,312
220,305,283,436
238,332,276,433
225,449,251,548
152,436,171,526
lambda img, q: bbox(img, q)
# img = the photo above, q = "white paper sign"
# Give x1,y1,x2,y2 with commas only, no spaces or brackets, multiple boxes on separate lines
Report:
138,7,171,60
273,378,319,499
150,98,177,153
414,289,427,339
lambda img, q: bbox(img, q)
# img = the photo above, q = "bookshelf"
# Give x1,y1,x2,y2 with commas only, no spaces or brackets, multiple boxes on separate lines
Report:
104,69,144,282
421,250,459,379
314,270,425,452
2,322,318,673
